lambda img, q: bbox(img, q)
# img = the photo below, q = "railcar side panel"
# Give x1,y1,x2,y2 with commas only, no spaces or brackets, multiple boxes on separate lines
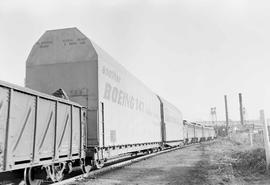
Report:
194,125,202,140
207,128,212,139
159,97,183,144
210,128,216,139
80,110,87,158
71,106,81,156
0,87,9,172
183,123,188,141
55,103,72,160
98,57,162,146
34,98,56,163
204,127,208,139
202,127,205,139
187,124,195,140
6,91,36,170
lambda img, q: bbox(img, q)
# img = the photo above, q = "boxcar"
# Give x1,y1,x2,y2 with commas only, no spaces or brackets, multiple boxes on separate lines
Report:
0,80,86,183
25,27,163,168
194,123,203,142
204,126,212,140
183,120,188,143
210,127,216,139
203,126,209,140
183,120,194,143
158,97,184,146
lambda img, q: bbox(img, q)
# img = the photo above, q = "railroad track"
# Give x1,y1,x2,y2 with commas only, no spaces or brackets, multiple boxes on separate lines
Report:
52,142,202,185
0,142,210,185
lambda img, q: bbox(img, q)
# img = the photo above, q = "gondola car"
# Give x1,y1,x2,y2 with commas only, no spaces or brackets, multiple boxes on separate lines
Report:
0,80,87,184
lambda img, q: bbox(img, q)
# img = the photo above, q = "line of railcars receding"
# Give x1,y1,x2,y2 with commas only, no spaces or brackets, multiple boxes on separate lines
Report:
183,121,216,143
0,28,215,184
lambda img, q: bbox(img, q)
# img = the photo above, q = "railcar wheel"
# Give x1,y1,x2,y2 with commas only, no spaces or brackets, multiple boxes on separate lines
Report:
95,160,104,169
81,164,92,173
44,163,65,182
81,159,92,174
24,167,42,185
143,150,150,154
53,164,65,182
131,152,138,157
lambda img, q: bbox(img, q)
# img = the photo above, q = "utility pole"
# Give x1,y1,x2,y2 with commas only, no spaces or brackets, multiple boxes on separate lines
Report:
261,109,270,172
224,95,229,135
239,93,244,125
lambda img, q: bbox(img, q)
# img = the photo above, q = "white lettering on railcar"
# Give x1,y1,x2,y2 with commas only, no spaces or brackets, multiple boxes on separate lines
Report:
103,82,144,112
102,66,121,83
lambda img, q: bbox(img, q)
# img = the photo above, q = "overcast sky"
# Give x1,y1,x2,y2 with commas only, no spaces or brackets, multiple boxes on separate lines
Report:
1,0,270,122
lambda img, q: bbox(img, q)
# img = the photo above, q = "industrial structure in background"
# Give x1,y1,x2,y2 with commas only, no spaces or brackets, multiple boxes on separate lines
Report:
199,93,267,137
210,107,217,126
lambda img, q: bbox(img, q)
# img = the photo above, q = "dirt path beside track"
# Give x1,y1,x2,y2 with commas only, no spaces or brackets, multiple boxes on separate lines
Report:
70,139,270,185
74,144,208,185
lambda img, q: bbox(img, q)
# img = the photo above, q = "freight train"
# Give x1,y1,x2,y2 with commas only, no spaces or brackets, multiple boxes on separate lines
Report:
0,28,216,184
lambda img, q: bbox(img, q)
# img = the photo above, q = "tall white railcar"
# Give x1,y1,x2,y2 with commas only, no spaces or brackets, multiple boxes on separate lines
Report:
26,28,163,168
158,97,184,146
